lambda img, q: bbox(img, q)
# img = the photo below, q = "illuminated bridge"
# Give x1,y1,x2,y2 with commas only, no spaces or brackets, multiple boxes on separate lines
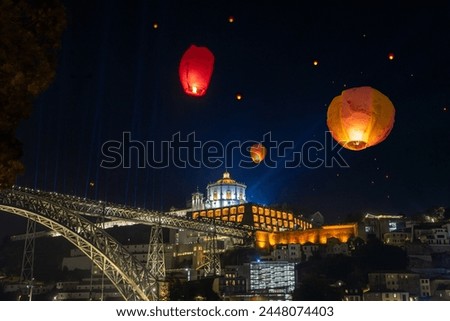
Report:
0,187,254,301
0,187,358,300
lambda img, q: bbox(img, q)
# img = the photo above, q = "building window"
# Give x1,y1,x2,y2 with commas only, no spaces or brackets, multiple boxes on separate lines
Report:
226,190,232,200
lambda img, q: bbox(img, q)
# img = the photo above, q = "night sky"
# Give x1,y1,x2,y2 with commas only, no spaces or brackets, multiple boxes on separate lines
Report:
2,1,450,239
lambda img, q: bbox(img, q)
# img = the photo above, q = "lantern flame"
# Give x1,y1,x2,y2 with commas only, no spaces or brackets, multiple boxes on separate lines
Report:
346,128,367,149
348,128,364,142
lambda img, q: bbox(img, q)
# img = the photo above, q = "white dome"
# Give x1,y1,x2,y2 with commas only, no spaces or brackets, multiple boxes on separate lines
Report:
205,171,247,209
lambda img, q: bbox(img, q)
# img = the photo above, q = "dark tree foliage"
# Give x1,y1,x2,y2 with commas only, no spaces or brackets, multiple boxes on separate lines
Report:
353,236,408,271
293,276,342,301
0,0,66,188
0,236,73,282
169,277,221,301
220,246,261,266
294,237,409,300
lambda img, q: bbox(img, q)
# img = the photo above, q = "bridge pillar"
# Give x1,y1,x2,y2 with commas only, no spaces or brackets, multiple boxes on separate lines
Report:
146,218,167,300
203,233,221,277
20,218,36,300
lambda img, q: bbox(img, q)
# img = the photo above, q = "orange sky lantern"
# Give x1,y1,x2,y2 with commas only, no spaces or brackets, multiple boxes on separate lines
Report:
250,143,267,163
327,86,395,151
179,45,215,97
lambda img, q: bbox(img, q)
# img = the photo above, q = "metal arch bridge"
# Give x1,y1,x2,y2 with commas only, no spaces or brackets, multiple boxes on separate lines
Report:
0,187,254,300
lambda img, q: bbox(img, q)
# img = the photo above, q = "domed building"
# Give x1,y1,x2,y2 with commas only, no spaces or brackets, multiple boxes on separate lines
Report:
204,171,247,209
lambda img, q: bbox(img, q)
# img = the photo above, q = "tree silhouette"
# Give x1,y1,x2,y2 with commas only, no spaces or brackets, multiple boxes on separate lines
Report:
0,0,66,187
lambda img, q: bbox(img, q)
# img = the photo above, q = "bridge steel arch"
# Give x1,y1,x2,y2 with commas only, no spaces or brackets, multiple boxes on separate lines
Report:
14,187,255,239
0,188,156,301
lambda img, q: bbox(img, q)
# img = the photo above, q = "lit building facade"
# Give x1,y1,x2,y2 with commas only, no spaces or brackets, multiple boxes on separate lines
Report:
414,224,450,252
272,244,303,262
361,213,406,240
383,231,410,247
366,272,421,300
219,266,247,297
246,261,296,300
254,224,357,250
364,291,410,301
190,203,311,232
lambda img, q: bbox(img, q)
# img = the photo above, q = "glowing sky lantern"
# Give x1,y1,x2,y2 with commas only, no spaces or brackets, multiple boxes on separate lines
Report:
250,143,267,163
327,86,395,151
178,45,215,97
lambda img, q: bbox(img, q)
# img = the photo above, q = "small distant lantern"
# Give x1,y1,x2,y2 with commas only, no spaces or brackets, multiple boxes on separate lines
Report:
235,92,243,101
178,45,215,97
152,22,158,29
313,60,319,66
327,86,395,151
228,16,234,23
250,143,267,163
388,52,395,60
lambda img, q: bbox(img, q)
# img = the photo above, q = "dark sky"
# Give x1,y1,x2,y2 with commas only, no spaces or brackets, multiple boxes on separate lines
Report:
3,0,450,239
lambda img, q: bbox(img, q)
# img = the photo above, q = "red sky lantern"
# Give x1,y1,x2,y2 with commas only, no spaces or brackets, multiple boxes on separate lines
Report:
178,45,215,97
327,86,395,151
250,143,267,163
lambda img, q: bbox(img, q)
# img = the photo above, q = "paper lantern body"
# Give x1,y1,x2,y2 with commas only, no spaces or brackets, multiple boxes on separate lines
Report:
327,86,395,151
250,143,267,163
179,45,215,97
